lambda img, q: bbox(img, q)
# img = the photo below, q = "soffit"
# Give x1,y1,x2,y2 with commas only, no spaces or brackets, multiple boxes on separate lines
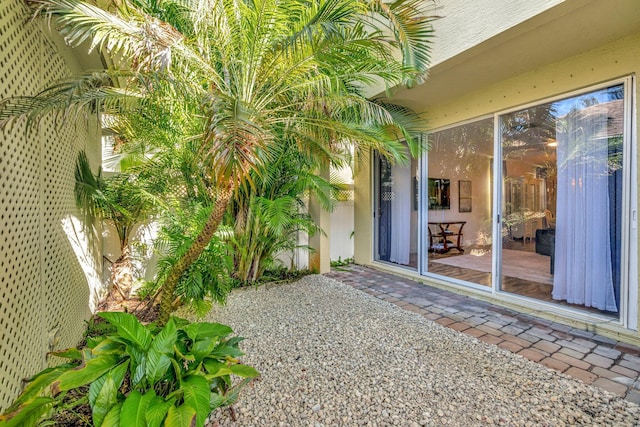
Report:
387,0,640,111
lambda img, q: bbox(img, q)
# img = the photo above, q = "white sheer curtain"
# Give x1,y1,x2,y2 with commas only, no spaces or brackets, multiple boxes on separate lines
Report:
389,163,411,265
552,106,618,312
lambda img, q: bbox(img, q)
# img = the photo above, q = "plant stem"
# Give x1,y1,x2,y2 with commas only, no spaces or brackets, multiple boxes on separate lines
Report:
158,184,234,325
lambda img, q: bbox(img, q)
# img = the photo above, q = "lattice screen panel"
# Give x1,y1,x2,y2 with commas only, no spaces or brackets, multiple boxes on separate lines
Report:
0,1,46,410
40,43,92,355
0,0,96,410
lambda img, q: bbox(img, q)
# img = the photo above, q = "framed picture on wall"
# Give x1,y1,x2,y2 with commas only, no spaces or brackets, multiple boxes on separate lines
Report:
459,180,472,213
428,178,450,210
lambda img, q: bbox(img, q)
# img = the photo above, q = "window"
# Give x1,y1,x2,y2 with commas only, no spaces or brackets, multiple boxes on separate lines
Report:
374,151,419,270
424,118,494,287
376,79,635,323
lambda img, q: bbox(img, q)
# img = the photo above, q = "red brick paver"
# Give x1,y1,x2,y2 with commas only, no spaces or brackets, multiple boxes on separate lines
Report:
326,264,640,403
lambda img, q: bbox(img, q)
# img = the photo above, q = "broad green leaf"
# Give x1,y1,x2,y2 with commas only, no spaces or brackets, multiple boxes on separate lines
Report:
210,344,243,359
54,354,119,391
0,397,55,427
7,364,72,409
182,323,232,341
90,361,129,427
181,376,210,427
120,389,156,426
49,348,82,360
209,393,225,411
202,359,225,375
171,317,191,328
229,364,260,378
91,337,125,355
165,404,197,427
203,360,233,378
87,335,106,348
190,339,217,361
151,318,177,354
127,344,147,388
146,348,172,384
101,401,122,427
145,396,172,427
224,336,244,347
99,312,152,350
119,390,142,424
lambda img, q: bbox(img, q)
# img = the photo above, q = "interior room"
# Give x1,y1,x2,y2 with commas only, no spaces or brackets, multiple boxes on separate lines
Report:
424,84,625,318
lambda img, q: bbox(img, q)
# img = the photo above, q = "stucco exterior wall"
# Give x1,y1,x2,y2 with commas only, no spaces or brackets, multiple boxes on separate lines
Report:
0,1,103,410
431,0,564,67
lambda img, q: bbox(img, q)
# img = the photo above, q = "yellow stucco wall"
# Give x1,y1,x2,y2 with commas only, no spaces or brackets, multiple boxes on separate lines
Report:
425,32,640,130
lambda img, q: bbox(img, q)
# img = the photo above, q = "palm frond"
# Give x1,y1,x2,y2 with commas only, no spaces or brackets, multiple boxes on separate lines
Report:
0,71,142,129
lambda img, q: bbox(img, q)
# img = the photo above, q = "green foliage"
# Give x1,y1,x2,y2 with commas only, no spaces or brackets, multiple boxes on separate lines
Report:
231,266,313,289
1,0,438,323
330,256,354,267
0,313,258,427
75,150,161,298
75,151,159,246
148,203,233,316
229,141,332,285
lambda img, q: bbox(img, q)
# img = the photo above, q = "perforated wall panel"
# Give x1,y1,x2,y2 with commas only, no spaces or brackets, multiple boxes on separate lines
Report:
0,0,99,410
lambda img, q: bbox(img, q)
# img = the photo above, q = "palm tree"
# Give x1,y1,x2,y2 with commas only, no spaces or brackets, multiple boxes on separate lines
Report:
1,0,437,324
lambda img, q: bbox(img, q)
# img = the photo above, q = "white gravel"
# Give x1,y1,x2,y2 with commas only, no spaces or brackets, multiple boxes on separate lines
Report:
204,275,640,426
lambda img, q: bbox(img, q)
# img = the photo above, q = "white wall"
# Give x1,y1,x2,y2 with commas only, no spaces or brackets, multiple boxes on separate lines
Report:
330,201,355,261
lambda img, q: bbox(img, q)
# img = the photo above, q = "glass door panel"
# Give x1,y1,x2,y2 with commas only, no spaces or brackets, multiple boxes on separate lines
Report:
425,118,494,286
500,84,624,316
374,153,419,270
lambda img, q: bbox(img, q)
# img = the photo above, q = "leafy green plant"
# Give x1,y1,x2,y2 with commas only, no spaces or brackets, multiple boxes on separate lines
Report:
148,202,233,316
229,144,329,285
1,0,437,325
330,257,354,267
75,151,159,300
0,312,258,427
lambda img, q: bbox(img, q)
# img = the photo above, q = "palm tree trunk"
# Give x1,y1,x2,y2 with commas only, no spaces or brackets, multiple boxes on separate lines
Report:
158,184,234,325
111,245,133,299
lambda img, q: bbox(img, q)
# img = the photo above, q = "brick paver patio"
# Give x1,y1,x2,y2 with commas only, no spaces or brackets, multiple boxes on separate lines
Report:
326,264,640,403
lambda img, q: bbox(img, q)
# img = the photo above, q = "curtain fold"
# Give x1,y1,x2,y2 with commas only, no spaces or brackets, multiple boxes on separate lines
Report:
389,163,411,265
552,106,618,312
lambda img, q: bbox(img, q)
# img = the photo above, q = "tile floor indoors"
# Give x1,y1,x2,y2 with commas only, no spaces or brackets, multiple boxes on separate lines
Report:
326,264,640,404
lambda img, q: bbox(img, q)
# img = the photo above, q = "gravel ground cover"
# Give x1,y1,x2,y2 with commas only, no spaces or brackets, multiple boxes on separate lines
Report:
204,275,640,426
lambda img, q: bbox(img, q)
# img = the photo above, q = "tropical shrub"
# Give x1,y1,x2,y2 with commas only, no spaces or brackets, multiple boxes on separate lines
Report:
75,151,159,301
0,312,258,427
0,0,437,325
144,202,233,316
229,143,330,285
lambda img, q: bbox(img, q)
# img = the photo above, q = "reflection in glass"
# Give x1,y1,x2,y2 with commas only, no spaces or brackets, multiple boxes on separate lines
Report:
500,84,623,315
426,118,494,287
428,178,450,209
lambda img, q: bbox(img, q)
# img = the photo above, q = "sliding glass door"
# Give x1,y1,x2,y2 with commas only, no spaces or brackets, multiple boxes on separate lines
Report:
374,153,419,270
373,78,634,322
424,118,494,287
499,82,628,316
